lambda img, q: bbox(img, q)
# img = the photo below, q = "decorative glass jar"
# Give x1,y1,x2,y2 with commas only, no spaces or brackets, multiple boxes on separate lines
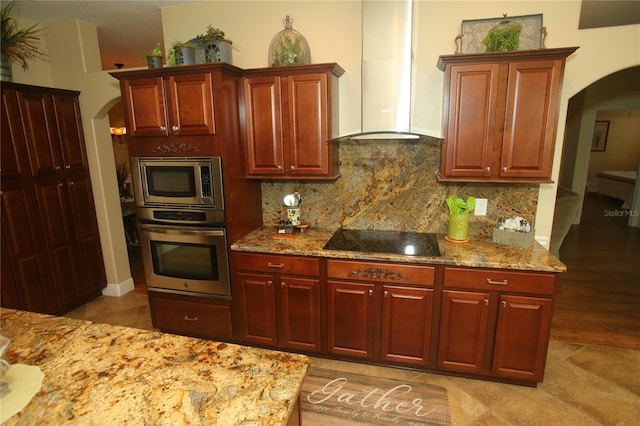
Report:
268,15,311,67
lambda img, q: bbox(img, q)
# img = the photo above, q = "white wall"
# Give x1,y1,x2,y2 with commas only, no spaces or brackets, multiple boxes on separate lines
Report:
9,1,640,286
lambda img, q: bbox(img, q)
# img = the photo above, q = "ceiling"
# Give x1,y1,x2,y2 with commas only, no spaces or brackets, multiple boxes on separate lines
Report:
11,1,640,71
13,1,203,70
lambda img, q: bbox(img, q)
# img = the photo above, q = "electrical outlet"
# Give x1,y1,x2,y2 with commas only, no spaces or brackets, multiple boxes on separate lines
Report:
474,198,488,216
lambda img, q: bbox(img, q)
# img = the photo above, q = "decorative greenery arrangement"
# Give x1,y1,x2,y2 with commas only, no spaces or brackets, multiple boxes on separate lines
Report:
1,1,47,70
196,25,232,44
482,15,522,52
446,195,476,215
145,42,162,57
172,40,197,49
271,34,306,66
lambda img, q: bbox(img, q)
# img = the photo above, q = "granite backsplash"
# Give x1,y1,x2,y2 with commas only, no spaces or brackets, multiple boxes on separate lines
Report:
261,137,539,237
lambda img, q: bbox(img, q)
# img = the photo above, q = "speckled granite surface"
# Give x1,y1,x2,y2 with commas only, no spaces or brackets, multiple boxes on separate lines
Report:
0,309,308,426
231,226,566,273
261,139,539,238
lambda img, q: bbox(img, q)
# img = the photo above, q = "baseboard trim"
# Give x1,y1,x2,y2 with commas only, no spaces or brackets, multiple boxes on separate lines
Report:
102,278,135,297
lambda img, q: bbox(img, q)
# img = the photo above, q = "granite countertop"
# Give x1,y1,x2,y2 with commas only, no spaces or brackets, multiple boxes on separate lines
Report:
0,309,308,425
231,226,567,273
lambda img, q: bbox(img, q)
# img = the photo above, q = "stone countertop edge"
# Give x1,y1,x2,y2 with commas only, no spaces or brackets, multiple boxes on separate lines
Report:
0,308,308,426
231,226,567,273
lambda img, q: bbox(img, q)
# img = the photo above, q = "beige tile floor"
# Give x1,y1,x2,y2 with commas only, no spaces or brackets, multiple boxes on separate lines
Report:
64,291,640,426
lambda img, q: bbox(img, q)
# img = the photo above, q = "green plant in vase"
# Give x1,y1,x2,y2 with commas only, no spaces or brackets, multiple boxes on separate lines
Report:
445,195,475,241
144,42,163,68
482,14,522,52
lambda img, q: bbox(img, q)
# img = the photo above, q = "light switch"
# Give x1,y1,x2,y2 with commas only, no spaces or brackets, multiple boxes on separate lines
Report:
475,198,488,216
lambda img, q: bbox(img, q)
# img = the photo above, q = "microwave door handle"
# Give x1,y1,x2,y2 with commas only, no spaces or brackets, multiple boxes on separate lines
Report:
140,225,225,237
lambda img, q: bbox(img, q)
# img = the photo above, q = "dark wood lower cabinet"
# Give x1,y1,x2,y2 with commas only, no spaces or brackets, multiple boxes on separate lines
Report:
233,253,322,352
381,285,434,366
224,256,559,385
326,280,375,359
492,295,553,381
438,267,557,383
437,290,491,373
148,291,232,340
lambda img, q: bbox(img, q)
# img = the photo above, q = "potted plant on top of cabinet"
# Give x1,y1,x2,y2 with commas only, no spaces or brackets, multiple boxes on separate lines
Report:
144,43,163,69
196,25,233,63
172,40,196,66
1,0,47,81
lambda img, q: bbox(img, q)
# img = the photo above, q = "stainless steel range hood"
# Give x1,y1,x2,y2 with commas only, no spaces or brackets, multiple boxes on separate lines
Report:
350,0,420,140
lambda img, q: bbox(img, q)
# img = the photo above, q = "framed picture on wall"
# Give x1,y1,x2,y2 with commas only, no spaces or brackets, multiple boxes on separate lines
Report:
591,120,610,152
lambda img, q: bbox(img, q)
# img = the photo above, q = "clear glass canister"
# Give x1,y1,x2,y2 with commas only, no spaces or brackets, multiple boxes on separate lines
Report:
268,15,311,67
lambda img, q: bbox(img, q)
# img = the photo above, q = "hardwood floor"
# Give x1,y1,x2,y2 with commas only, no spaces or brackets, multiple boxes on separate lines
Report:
551,193,640,349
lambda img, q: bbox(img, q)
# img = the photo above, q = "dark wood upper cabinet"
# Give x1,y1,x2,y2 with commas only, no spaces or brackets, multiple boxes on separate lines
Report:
111,63,244,157
438,47,578,183
122,74,216,138
243,63,343,179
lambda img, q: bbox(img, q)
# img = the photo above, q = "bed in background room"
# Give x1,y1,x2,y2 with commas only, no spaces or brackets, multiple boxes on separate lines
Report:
590,170,637,209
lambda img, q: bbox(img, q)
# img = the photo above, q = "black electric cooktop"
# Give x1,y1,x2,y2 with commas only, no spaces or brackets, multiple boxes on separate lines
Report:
323,229,440,257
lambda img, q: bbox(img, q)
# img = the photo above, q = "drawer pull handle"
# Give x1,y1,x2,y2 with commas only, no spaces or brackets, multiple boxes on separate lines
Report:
484,299,489,306
486,278,508,286
268,262,284,268
384,290,388,298
267,280,272,287
280,282,285,288
502,301,507,308
183,315,199,322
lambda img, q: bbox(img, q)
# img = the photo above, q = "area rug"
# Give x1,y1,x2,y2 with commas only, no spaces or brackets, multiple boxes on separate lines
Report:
301,367,450,425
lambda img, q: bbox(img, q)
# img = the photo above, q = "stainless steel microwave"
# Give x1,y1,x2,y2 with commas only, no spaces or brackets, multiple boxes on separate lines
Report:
131,157,224,210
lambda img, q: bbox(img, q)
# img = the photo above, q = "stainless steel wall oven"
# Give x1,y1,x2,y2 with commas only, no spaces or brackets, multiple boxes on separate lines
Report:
132,157,231,298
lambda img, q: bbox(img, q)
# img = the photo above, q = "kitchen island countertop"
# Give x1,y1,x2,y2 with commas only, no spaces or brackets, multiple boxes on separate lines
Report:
0,309,308,425
231,226,566,273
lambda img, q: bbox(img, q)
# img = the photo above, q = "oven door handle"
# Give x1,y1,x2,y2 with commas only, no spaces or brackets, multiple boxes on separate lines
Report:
140,224,225,237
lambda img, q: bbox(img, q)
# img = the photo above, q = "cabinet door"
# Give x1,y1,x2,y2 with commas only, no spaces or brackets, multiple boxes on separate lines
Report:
286,73,329,176
1,88,30,180
381,285,433,366
16,90,64,177
492,295,553,381
165,73,216,136
442,63,499,178
33,177,83,311
279,276,321,352
52,94,88,173
235,272,277,345
0,184,55,313
500,60,562,179
438,290,491,373
327,280,375,359
244,76,285,175
66,174,106,298
123,77,168,137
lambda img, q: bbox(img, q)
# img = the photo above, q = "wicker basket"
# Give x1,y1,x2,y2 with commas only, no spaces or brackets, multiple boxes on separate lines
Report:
492,228,535,248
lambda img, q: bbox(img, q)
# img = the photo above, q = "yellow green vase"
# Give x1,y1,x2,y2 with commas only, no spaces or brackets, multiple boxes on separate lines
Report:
448,214,469,241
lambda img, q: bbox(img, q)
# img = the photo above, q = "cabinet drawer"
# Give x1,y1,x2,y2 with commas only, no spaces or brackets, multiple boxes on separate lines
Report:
235,252,320,276
443,267,555,295
149,292,232,339
327,259,435,286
